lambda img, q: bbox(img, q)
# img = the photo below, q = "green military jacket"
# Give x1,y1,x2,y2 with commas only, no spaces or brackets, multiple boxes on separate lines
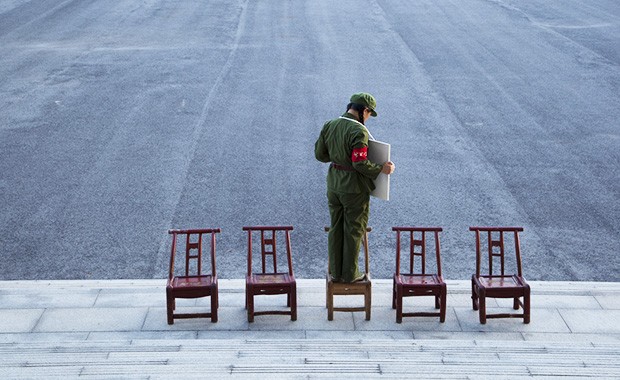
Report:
315,112,383,194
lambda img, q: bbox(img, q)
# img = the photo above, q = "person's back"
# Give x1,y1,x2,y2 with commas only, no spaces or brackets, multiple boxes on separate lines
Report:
316,115,376,194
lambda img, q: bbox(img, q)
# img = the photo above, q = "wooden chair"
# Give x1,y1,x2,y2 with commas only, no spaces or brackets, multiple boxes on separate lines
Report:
392,227,447,323
244,226,297,322
470,226,530,324
325,227,372,321
166,228,220,324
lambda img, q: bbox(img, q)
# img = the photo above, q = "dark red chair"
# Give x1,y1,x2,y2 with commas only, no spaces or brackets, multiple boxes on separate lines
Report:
166,228,220,324
470,226,530,324
392,227,447,323
244,226,297,322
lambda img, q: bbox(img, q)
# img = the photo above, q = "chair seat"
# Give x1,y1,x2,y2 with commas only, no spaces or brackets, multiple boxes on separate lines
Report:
328,274,371,294
477,275,526,289
330,279,371,288
396,274,443,286
249,273,294,285
170,275,215,289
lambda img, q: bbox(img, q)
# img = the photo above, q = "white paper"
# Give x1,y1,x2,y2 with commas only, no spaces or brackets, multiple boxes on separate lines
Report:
367,140,391,200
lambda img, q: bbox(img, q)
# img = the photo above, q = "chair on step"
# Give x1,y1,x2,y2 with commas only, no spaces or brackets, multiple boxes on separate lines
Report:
325,227,372,321
392,227,447,323
244,226,297,322
166,228,220,324
470,226,530,324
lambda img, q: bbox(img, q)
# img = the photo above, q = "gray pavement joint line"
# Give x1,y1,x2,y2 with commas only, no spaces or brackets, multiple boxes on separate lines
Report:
593,295,605,310
152,0,251,275
140,307,149,331
557,308,573,334
30,308,46,334
453,305,464,332
92,288,101,307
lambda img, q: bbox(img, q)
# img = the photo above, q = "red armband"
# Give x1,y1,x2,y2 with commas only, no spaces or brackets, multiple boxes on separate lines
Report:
351,147,368,162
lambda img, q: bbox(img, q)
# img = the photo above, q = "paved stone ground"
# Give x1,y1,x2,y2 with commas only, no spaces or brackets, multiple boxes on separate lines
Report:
0,280,619,378
0,0,618,281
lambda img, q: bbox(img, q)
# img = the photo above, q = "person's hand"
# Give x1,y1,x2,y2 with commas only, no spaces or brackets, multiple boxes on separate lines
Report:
381,161,395,175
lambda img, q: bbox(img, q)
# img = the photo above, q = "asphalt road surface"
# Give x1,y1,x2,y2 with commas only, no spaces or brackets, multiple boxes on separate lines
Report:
1,0,618,281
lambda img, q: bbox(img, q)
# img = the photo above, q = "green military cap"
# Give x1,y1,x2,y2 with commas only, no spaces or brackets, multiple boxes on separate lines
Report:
350,92,377,117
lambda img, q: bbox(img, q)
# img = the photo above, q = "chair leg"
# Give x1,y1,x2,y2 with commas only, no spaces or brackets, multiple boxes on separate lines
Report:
211,291,218,323
365,286,371,321
440,285,447,323
247,300,254,323
471,278,479,311
327,282,334,321
435,295,440,309
392,278,397,309
247,287,254,323
478,289,487,324
524,286,531,324
290,285,297,321
395,286,403,324
166,293,174,325
325,277,329,309
513,297,520,310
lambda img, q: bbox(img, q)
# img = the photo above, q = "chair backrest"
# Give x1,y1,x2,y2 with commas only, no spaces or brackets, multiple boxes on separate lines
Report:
324,226,371,275
470,226,524,277
243,226,294,276
392,227,443,276
168,228,220,279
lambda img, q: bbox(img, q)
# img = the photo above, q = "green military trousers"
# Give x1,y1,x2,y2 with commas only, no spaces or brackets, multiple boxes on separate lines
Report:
327,190,370,282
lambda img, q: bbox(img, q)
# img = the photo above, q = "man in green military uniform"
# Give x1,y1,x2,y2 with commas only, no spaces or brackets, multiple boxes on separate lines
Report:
315,93,395,283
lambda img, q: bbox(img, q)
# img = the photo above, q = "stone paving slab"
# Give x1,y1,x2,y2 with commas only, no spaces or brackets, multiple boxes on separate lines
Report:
0,293,98,309
34,307,148,333
0,309,43,333
559,309,620,334
95,288,164,307
455,307,571,333
0,279,619,342
596,294,620,309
